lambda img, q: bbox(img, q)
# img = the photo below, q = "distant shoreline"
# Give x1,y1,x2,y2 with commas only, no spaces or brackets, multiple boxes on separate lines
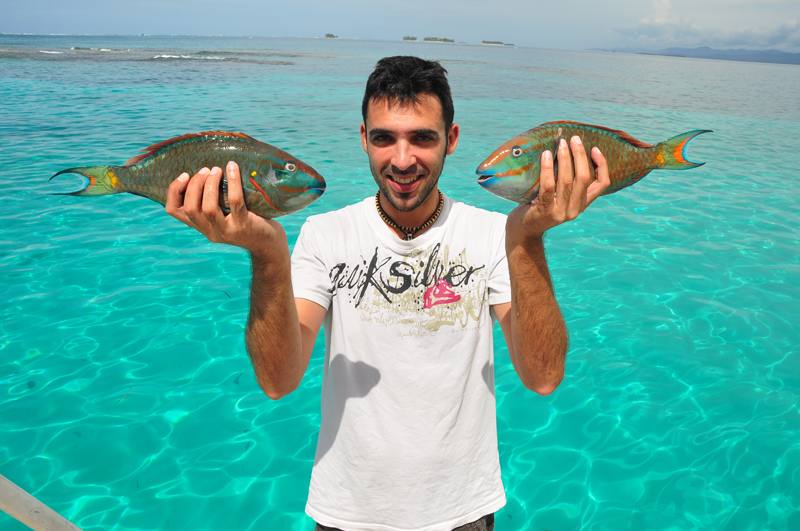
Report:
3,34,798,65
602,46,800,66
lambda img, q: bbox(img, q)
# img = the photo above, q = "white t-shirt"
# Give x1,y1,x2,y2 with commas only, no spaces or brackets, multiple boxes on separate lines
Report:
291,195,511,531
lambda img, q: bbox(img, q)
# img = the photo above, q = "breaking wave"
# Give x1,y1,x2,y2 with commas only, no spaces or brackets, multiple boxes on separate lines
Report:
150,54,229,61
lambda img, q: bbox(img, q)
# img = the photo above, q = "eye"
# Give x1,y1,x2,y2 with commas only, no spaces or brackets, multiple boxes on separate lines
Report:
370,134,391,145
511,146,523,157
284,161,297,172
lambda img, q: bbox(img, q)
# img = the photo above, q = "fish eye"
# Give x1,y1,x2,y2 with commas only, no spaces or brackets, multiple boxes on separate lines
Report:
511,146,523,157
284,161,297,172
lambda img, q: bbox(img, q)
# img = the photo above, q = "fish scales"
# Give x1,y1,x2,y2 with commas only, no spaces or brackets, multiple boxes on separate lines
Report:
123,135,262,204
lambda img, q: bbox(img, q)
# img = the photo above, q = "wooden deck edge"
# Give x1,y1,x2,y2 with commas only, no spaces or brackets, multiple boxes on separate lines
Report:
0,475,81,531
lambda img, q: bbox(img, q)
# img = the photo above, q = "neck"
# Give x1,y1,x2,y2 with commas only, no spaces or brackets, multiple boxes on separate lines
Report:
378,188,441,229
377,189,443,240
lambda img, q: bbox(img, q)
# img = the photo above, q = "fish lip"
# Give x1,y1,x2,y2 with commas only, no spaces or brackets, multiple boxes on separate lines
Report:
308,174,326,193
476,168,495,183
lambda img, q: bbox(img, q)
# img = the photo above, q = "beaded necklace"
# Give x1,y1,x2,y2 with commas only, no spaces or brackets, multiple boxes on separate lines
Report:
375,191,444,241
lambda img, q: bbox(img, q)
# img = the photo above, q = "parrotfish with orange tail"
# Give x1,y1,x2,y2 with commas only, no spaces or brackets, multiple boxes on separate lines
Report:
476,121,710,203
51,131,326,218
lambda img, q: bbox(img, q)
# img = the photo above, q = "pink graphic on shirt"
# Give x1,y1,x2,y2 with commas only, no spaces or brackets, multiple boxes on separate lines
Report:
423,279,461,309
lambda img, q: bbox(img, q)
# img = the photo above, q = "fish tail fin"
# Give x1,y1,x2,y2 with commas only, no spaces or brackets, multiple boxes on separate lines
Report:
49,166,124,196
655,129,712,169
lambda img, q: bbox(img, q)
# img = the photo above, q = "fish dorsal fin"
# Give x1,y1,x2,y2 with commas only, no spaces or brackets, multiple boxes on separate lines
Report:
539,120,653,149
124,131,255,166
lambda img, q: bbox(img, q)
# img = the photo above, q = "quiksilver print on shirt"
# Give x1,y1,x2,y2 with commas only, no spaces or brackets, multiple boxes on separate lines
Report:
327,243,488,332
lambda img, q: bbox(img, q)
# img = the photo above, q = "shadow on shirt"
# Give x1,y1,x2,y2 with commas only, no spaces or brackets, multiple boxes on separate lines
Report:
314,353,381,463
313,354,497,464
481,361,495,399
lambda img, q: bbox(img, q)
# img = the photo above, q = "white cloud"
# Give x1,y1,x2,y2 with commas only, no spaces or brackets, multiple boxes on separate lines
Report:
643,0,673,24
617,0,799,51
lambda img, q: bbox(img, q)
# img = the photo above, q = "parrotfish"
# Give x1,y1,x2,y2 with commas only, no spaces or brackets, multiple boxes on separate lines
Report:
476,121,710,203
51,131,326,218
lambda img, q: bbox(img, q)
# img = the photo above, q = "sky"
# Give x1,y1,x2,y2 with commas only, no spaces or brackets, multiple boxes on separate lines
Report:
1,0,798,52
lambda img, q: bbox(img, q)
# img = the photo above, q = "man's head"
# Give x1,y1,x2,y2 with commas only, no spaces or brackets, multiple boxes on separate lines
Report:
361,56,459,214
362,56,454,133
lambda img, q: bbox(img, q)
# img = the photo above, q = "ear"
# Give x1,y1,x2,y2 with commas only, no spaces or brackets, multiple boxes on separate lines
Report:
446,123,460,155
360,123,368,153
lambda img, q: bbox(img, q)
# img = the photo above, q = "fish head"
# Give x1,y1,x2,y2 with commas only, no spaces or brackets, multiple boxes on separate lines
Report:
246,150,326,217
476,134,541,203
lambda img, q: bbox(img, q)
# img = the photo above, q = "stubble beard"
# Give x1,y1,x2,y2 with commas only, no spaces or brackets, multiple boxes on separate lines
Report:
371,145,447,213
376,171,439,212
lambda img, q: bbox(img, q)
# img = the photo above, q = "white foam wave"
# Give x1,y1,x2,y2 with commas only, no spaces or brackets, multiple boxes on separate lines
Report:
151,54,228,61
38,50,63,54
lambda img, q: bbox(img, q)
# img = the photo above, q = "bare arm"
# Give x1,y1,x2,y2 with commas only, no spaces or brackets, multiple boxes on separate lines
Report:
501,136,611,394
493,235,567,395
165,161,324,399
247,247,325,398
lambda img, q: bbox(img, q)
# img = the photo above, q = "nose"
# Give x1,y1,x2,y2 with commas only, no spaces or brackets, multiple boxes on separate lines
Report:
390,140,417,172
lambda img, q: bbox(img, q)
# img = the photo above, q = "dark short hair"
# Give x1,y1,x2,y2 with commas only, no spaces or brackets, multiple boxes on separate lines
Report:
362,56,454,132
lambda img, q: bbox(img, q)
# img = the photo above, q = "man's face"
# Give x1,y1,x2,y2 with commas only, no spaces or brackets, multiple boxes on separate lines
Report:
361,93,459,212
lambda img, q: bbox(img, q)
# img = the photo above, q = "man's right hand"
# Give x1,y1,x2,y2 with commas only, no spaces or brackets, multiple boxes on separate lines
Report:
165,161,286,256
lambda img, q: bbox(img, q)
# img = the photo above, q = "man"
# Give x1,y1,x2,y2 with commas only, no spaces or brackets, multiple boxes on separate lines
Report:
165,56,610,531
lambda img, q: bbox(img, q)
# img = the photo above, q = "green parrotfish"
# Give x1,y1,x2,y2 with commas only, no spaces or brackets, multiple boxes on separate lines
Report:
51,131,326,218
476,121,710,203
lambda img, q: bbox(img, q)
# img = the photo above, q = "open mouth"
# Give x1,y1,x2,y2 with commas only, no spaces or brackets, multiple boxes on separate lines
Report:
476,168,495,184
387,174,424,184
385,173,424,194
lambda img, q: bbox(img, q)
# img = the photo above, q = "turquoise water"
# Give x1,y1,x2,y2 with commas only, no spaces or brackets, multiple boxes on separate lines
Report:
1,35,799,530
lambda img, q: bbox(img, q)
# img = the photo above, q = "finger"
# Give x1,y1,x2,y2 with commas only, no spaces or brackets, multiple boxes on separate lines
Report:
536,149,556,207
201,166,225,224
586,147,611,206
165,172,193,225
555,138,573,207
184,167,211,230
567,135,591,218
225,160,247,222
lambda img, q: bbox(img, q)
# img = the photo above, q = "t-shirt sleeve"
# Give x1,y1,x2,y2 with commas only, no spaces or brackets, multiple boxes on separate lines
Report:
488,216,511,306
291,218,332,310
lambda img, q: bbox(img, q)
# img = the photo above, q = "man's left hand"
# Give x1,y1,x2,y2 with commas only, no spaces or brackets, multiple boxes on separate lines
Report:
507,135,611,245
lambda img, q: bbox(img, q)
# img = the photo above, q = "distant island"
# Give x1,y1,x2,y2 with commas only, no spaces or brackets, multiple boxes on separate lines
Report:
481,40,513,47
603,46,800,66
403,36,417,41
423,36,454,43
324,33,338,39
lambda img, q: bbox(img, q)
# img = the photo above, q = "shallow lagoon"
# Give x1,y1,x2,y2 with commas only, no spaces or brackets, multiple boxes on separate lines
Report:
1,35,799,530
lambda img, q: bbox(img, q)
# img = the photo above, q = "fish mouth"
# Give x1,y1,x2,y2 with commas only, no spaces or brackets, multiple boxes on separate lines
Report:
306,172,326,194
476,167,496,185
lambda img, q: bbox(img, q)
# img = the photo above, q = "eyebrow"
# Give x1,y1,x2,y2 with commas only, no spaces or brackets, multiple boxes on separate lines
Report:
368,128,440,138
